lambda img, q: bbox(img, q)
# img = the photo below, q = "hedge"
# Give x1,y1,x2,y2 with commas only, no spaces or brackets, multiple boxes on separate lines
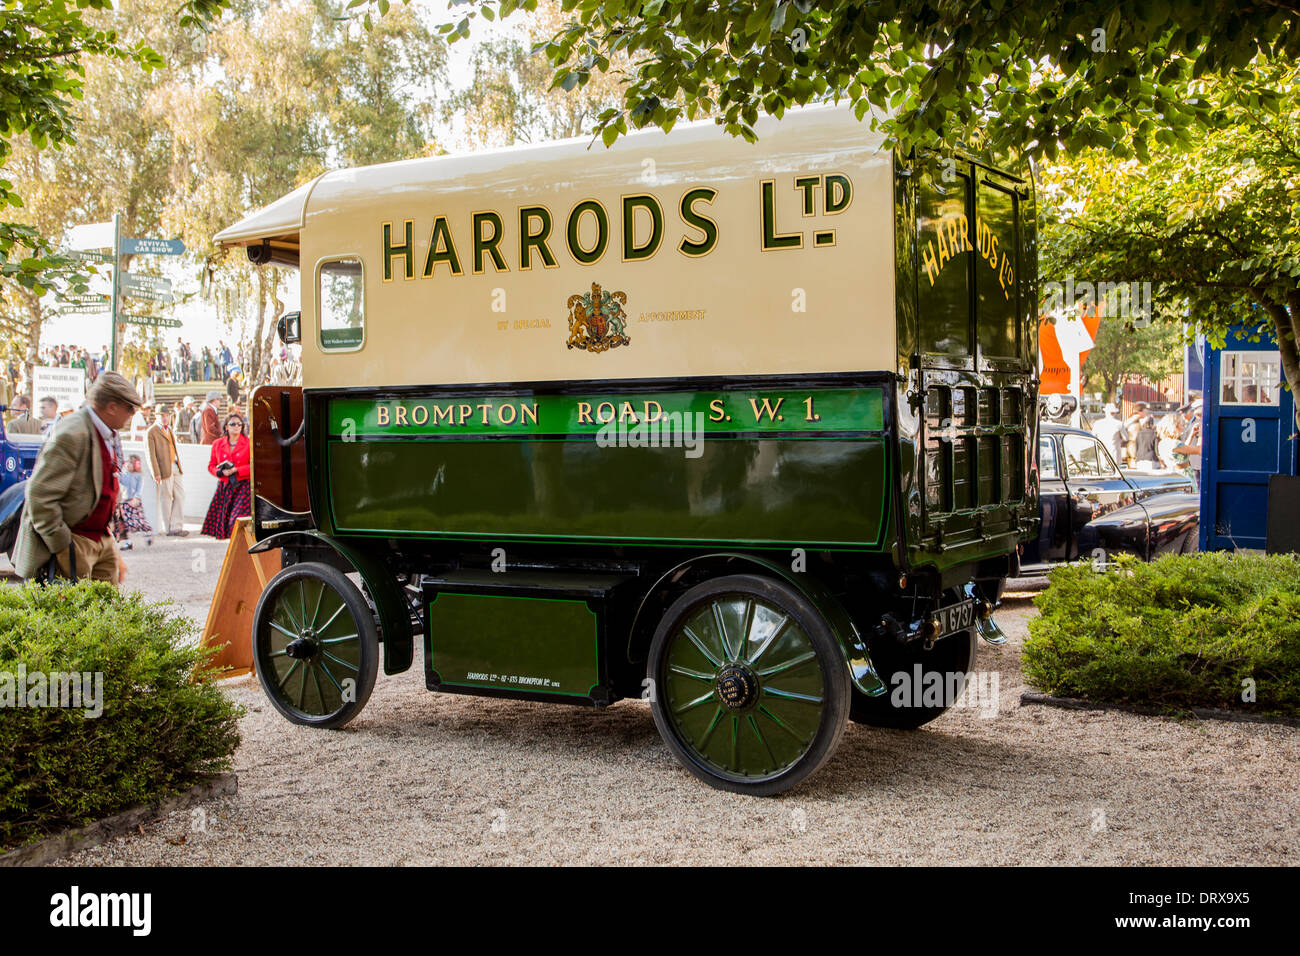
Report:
0,582,242,849
1024,552,1300,718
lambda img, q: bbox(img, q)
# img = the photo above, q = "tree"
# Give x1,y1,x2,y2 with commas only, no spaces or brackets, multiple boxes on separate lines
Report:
315,1,446,166
0,140,91,389
0,0,224,291
0,0,218,385
360,0,1300,160
1078,318,1186,404
157,0,447,387
443,1,627,147
159,0,333,388
1040,61,1300,410
0,0,449,388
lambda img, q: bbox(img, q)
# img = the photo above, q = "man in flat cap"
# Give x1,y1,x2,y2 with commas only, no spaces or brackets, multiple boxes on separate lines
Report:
12,371,142,585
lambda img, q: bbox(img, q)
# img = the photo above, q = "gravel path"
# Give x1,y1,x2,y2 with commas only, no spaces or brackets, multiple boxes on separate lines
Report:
31,544,1297,865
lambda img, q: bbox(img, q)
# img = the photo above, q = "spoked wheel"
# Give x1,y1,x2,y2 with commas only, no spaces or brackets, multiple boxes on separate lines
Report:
253,562,379,729
648,574,849,796
849,628,978,730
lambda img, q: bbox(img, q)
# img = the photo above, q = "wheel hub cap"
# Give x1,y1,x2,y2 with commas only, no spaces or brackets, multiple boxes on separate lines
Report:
716,665,757,710
285,636,317,660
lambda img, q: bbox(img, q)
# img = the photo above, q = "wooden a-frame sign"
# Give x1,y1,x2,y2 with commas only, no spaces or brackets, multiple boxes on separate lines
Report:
199,517,280,678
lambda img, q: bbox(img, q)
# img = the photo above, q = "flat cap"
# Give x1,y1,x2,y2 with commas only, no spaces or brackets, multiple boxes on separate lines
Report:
87,371,143,409
206,391,222,401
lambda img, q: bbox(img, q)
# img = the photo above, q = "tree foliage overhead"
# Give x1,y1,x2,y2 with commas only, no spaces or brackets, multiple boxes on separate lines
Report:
0,0,223,287
1040,61,1300,403
444,1,626,147
0,0,448,385
1078,318,1186,403
395,0,1300,159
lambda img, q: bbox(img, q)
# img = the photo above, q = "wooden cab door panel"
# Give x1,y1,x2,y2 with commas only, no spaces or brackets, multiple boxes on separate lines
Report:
250,385,312,539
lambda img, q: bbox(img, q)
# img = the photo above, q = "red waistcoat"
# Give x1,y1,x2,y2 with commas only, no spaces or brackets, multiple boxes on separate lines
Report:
71,434,119,542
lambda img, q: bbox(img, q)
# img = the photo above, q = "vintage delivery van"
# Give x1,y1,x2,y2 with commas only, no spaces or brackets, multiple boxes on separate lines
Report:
215,104,1039,795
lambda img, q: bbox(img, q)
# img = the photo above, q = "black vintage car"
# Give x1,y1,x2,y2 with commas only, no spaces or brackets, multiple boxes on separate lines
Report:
1020,424,1199,572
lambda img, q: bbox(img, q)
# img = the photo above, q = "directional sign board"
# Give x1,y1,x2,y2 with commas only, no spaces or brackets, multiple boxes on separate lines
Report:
58,304,111,315
122,237,185,256
120,273,171,293
65,293,111,305
120,273,173,303
121,314,182,328
66,221,115,251
121,286,173,304
68,249,113,264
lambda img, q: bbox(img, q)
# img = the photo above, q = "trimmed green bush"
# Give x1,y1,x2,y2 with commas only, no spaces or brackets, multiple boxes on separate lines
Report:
0,582,242,849
1024,552,1300,717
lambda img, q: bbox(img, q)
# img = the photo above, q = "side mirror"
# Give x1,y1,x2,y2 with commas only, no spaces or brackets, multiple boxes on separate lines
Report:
277,311,301,345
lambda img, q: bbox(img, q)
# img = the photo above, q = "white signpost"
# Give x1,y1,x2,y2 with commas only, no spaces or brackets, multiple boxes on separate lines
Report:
32,366,87,412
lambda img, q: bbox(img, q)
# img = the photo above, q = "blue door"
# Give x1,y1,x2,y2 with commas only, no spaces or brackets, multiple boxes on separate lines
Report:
1200,327,1298,550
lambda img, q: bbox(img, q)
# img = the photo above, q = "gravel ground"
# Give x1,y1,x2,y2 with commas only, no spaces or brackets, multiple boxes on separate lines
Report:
1,520,226,625
12,539,1296,866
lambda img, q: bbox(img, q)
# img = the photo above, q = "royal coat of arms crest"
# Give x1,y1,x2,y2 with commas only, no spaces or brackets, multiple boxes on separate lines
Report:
566,282,630,353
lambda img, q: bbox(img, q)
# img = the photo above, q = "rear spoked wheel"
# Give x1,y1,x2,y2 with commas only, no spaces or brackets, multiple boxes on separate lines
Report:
648,574,849,796
253,561,378,728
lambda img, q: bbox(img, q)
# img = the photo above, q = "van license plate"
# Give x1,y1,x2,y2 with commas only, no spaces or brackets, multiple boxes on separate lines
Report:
934,599,976,637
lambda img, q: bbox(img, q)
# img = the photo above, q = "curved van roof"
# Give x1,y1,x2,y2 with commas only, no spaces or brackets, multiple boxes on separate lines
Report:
213,104,892,265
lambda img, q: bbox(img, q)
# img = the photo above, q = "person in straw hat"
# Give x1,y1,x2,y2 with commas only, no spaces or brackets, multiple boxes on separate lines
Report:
11,371,142,585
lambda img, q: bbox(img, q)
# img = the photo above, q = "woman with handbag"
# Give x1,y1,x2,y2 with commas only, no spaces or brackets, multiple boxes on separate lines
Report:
201,413,252,539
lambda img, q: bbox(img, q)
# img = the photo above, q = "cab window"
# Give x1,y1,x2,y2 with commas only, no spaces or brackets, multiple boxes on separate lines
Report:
1062,434,1119,479
1038,436,1059,479
318,257,364,351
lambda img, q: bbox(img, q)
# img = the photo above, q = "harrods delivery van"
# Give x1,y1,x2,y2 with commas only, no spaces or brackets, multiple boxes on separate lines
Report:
216,104,1039,795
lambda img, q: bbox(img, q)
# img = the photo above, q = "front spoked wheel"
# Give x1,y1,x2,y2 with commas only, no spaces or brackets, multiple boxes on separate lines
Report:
648,574,849,796
253,561,379,728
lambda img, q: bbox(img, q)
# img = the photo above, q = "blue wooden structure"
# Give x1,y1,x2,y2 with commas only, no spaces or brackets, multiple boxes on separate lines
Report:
0,407,32,494
1199,322,1298,551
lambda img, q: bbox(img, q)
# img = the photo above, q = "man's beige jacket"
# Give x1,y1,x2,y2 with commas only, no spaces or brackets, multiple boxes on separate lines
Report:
12,407,110,579
146,423,183,480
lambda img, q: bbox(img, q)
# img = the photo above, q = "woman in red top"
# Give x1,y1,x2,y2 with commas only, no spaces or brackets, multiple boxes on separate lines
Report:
202,412,252,539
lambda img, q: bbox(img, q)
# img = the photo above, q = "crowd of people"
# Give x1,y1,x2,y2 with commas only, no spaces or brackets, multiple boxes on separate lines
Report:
1,337,300,416
14,338,239,387
1091,397,1203,486
147,337,234,385
0,324,305,586
3,374,254,586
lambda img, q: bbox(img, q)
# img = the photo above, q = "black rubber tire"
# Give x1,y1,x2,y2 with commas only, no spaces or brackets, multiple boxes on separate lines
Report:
849,628,978,730
253,561,379,729
647,574,850,796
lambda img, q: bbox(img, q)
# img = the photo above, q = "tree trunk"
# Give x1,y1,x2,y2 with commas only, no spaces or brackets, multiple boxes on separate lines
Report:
248,264,268,391
258,271,284,388
1260,291,1300,429
22,294,42,395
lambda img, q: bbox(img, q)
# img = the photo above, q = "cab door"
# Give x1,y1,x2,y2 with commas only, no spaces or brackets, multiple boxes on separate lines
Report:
1059,431,1141,560
1031,433,1070,563
250,384,312,540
